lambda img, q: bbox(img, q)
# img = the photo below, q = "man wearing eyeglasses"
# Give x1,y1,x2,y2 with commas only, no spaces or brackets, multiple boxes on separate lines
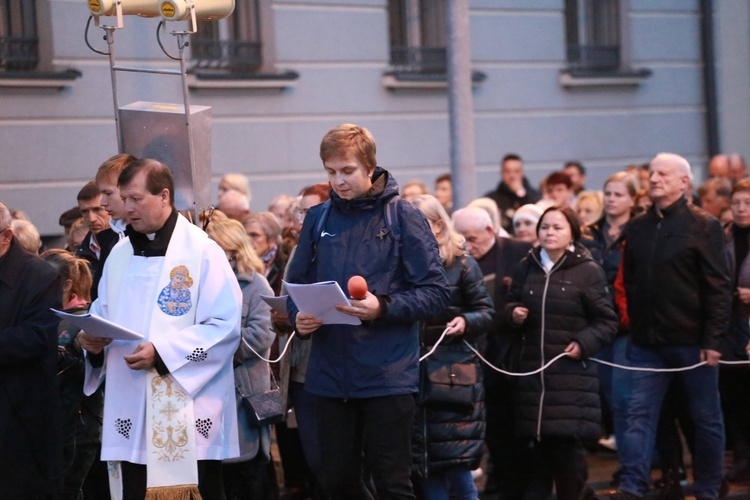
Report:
0,202,63,499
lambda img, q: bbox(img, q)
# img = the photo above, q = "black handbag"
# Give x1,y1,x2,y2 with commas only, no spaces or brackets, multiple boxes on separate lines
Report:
237,373,285,425
419,347,479,411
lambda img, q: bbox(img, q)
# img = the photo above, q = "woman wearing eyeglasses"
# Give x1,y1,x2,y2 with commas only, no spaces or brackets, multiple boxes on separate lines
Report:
719,179,750,483
206,218,275,499
410,194,494,500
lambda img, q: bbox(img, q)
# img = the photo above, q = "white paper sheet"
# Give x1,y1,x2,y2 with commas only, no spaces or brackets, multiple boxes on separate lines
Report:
260,294,289,315
283,280,362,326
51,308,144,341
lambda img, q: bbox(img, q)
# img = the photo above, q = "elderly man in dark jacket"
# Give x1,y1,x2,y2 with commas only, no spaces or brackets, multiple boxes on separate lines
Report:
0,202,63,499
600,154,732,500
287,124,449,500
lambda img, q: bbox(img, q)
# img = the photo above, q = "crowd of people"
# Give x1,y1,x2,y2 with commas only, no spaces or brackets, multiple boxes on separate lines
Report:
1,124,749,500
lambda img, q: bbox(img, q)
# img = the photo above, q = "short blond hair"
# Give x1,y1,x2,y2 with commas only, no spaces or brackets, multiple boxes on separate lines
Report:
95,153,138,185
320,124,377,173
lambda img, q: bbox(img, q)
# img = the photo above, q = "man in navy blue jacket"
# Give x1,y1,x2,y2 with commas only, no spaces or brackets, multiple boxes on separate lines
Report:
286,124,449,499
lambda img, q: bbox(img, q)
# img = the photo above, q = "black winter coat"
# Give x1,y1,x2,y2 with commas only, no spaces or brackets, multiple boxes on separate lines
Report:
0,238,62,498
504,245,617,441
622,197,731,351
413,253,493,476
721,223,750,361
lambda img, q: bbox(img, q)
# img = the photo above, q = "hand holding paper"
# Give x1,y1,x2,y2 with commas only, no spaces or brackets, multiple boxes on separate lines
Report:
260,294,289,315
283,280,362,327
296,313,325,335
335,291,382,322
77,331,112,355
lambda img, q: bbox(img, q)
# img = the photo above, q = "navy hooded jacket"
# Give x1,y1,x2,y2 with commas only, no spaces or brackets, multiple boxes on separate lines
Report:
286,167,450,398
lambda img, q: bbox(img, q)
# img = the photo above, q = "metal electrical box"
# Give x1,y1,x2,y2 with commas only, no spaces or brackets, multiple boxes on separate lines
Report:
119,101,212,217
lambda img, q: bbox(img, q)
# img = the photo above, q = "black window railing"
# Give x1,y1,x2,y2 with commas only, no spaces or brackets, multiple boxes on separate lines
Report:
191,39,262,72
0,35,39,71
566,44,620,72
390,46,447,73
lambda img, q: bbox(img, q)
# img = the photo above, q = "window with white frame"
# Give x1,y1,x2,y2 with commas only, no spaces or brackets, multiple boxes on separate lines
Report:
388,0,447,73
565,0,621,72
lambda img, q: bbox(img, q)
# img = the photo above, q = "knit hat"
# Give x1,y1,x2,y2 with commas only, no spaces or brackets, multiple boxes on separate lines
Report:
512,204,544,227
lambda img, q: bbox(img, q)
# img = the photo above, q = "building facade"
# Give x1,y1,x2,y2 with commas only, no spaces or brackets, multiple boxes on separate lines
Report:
1,0,748,235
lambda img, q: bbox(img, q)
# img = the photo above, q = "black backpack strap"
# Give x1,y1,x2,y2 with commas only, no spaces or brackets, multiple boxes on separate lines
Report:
384,195,402,258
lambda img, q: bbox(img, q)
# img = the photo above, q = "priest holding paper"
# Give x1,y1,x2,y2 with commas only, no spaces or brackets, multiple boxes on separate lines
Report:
286,124,450,499
78,159,241,500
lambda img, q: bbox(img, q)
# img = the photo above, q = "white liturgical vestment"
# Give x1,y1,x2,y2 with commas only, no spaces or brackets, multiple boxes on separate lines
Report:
84,214,241,465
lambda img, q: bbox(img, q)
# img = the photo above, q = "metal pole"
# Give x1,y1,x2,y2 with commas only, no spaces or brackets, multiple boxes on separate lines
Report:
176,32,200,224
699,0,720,160
446,0,476,209
105,27,124,152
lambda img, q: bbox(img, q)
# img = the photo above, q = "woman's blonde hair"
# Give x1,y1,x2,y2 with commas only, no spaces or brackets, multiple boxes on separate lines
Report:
11,219,41,254
206,218,264,275
41,248,93,303
411,194,465,266
604,171,639,198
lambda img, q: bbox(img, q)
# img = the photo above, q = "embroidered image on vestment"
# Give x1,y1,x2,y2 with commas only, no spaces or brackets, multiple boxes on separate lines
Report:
150,375,192,462
157,265,193,316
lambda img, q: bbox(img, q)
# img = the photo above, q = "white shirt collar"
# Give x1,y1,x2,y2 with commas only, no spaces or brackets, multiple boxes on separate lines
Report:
110,218,128,238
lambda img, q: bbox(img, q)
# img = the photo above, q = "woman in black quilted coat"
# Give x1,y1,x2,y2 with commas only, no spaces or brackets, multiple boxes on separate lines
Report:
505,206,617,500
411,195,494,500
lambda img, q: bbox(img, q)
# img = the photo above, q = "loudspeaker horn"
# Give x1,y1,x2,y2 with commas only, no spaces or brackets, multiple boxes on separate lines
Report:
159,0,235,21
88,0,162,18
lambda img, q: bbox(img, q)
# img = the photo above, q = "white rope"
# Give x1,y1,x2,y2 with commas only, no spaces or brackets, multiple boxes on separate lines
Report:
243,326,750,373
242,330,296,363
717,359,750,365
458,342,750,376
589,357,707,372
463,340,570,377
419,326,451,362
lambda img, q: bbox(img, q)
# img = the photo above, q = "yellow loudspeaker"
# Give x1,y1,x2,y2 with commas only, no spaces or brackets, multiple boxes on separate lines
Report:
89,0,162,17
159,0,234,21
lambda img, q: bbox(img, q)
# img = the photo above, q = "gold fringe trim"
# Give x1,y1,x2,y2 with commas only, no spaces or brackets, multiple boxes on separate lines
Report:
144,484,202,500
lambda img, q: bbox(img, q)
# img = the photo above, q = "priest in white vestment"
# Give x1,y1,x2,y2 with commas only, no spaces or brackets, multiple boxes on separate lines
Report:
79,159,241,500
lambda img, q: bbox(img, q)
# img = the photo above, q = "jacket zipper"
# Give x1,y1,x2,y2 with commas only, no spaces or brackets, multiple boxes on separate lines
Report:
645,218,662,334
530,252,567,441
